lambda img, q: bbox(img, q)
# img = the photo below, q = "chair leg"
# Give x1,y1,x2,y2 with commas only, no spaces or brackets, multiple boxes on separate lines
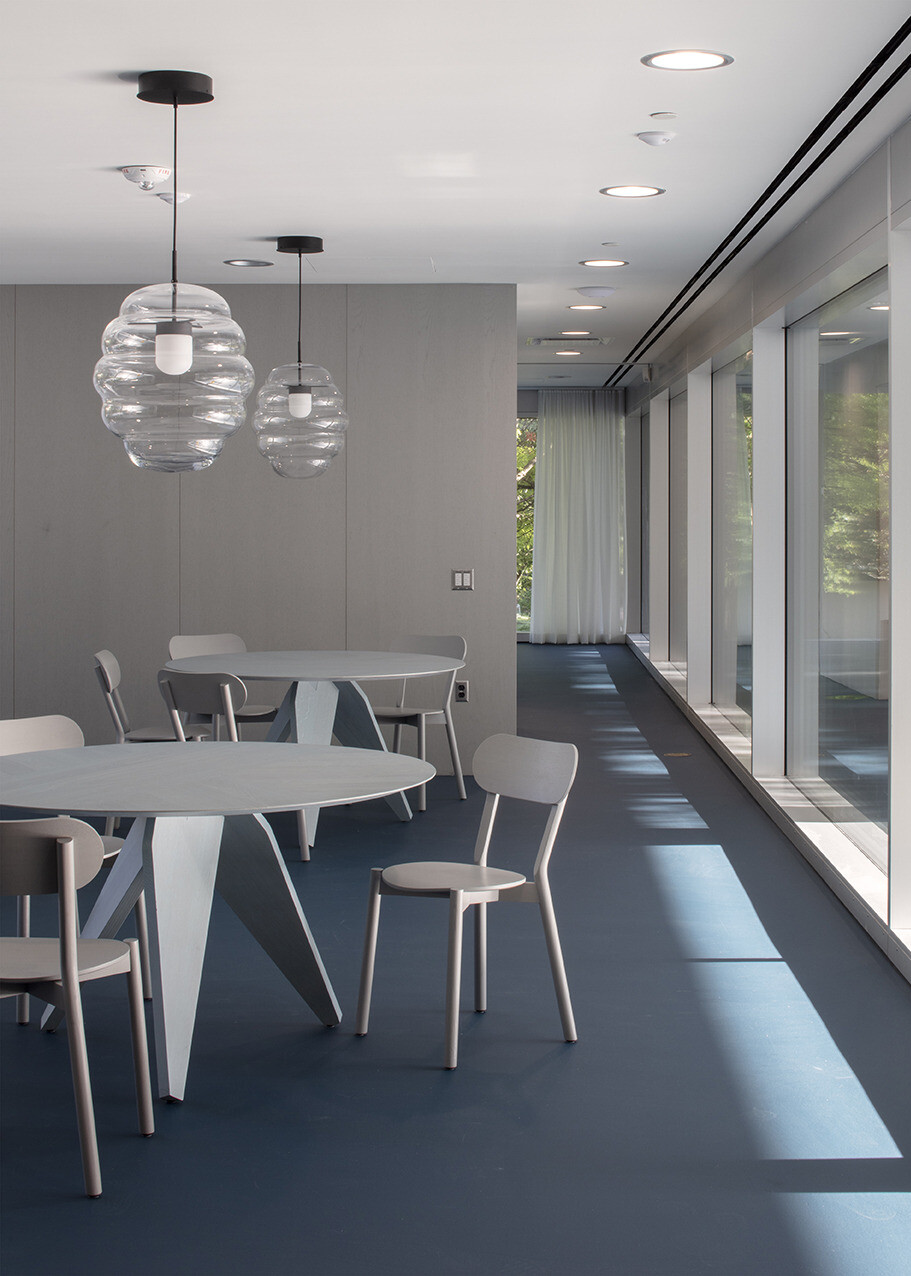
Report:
296,809,311,862
61,975,102,1197
17,895,30,1025
392,722,403,754
125,940,155,1137
444,707,467,800
474,902,487,1012
416,715,427,811
355,869,384,1036
134,893,153,1001
445,890,465,1069
537,880,577,1042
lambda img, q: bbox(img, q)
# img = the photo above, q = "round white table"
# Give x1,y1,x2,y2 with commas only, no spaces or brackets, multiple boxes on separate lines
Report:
165,651,465,849
1,742,434,1101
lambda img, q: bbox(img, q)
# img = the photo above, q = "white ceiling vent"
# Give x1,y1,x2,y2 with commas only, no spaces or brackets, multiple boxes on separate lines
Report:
526,336,608,347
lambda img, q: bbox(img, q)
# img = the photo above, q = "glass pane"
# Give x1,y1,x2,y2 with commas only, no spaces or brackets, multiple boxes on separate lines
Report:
516,417,536,632
787,273,889,865
712,352,753,736
669,393,687,674
640,415,650,636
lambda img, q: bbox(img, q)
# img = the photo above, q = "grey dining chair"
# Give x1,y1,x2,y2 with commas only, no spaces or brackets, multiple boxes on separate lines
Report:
158,669,248,743
0,714,153,1009
0,817,154,1197
168,634,278,735
355,733,579,1068
94,649,205,744
371,634,468,811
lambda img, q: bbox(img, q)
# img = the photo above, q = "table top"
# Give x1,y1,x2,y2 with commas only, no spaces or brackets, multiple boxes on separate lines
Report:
0,742,435,818
165,650,464,683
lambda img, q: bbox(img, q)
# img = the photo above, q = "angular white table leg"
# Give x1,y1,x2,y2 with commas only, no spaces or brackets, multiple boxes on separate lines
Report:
266,687,295,742
333,681,413,822
41,817,149,1031
288,680,340,852
216,813,342,1026
142,815,224,1102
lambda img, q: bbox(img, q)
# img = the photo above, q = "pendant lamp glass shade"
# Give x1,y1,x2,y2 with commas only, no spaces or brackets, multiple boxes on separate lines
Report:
253,363,348,478
94,282,255,470
253,235,348,478
94,70,254,471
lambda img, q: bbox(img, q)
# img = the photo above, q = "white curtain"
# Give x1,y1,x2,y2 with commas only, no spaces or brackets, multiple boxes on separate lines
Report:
530,389,626,644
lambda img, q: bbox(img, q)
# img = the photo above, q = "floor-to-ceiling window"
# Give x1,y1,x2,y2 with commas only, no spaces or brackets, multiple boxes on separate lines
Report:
640,413,650,637
787,272,890,867
668,392,687,677
712,351,753,735
516,416,537,634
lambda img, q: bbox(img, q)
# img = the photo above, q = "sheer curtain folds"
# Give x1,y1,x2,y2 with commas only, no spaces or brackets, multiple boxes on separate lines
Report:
530,389,626,644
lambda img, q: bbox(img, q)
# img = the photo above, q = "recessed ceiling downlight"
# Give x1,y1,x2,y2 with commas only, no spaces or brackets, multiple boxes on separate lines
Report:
224,259,274,267
568,304,604,310
556,350,581,356
600,185,665,198
641,50,733,71
580,259,627,268
562,330,591,336
868,304,890,311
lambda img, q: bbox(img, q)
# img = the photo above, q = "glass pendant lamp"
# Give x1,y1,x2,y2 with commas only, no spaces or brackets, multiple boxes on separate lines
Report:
94,71,254,471
252,236,348,478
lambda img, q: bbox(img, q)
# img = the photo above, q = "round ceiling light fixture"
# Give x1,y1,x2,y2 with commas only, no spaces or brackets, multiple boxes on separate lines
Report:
580,258,627,268
568,304,604,311
600,185,665,198
555,350,581,357
224,259,274,267
562,330,591,336
641,50,733,71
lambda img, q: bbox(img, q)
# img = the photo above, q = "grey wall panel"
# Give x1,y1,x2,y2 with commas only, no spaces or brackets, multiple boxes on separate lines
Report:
176,285,348,659
0,288,15,717
13,286,180,742
345,284,517,771
891,118,911,225
3,282,518,770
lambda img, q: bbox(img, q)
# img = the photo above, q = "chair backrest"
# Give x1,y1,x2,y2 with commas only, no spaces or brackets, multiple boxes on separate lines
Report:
0,715,84,756
0,817,104,898
157,670,247,742
471,734,579,879
169,633,248,660
388,635,466,709
93,650,131,740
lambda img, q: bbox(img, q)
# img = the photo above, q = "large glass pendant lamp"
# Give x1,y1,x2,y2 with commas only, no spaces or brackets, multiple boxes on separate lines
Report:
252,236,348,478
94,71,254,471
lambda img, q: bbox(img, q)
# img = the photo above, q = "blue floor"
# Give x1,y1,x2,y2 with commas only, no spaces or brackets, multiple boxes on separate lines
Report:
2,644,910,1275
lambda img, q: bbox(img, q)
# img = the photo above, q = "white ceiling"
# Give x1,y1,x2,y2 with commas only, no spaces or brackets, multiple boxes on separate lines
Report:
2,1,909,387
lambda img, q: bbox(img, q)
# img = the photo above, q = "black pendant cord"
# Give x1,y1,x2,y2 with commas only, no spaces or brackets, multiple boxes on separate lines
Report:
170,96,179,295
297,252,303,369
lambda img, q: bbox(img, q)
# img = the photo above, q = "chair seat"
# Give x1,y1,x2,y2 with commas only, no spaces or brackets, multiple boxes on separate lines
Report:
101,835,124,859
381,861,526,895
373,706,446,725
124,726,187,743
235,704,278,721
0,936,131,983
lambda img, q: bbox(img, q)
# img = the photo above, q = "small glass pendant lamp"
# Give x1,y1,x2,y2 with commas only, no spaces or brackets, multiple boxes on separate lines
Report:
252,236,348,478
94,71,254,471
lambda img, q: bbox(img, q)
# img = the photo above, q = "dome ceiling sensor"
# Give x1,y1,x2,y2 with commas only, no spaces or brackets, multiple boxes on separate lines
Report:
121,165,171,190
637,131,675,146
576,287,615,299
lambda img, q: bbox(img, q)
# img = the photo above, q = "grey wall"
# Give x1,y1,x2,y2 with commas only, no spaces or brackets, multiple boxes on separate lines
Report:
0,282,518,771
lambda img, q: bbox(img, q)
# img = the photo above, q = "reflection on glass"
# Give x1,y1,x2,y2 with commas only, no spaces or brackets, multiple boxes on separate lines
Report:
641,415,650,637
787,272,889,863
713,352,753,736
669,393,687,675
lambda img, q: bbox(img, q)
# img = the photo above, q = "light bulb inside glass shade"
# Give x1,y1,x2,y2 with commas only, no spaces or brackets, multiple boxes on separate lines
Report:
288,385,313,418
95,282,254,471
154,321,193,375
253,363,347,478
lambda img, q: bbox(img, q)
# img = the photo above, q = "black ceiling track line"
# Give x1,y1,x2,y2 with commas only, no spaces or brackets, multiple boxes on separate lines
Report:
606,48,911,386
605,18,911,388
